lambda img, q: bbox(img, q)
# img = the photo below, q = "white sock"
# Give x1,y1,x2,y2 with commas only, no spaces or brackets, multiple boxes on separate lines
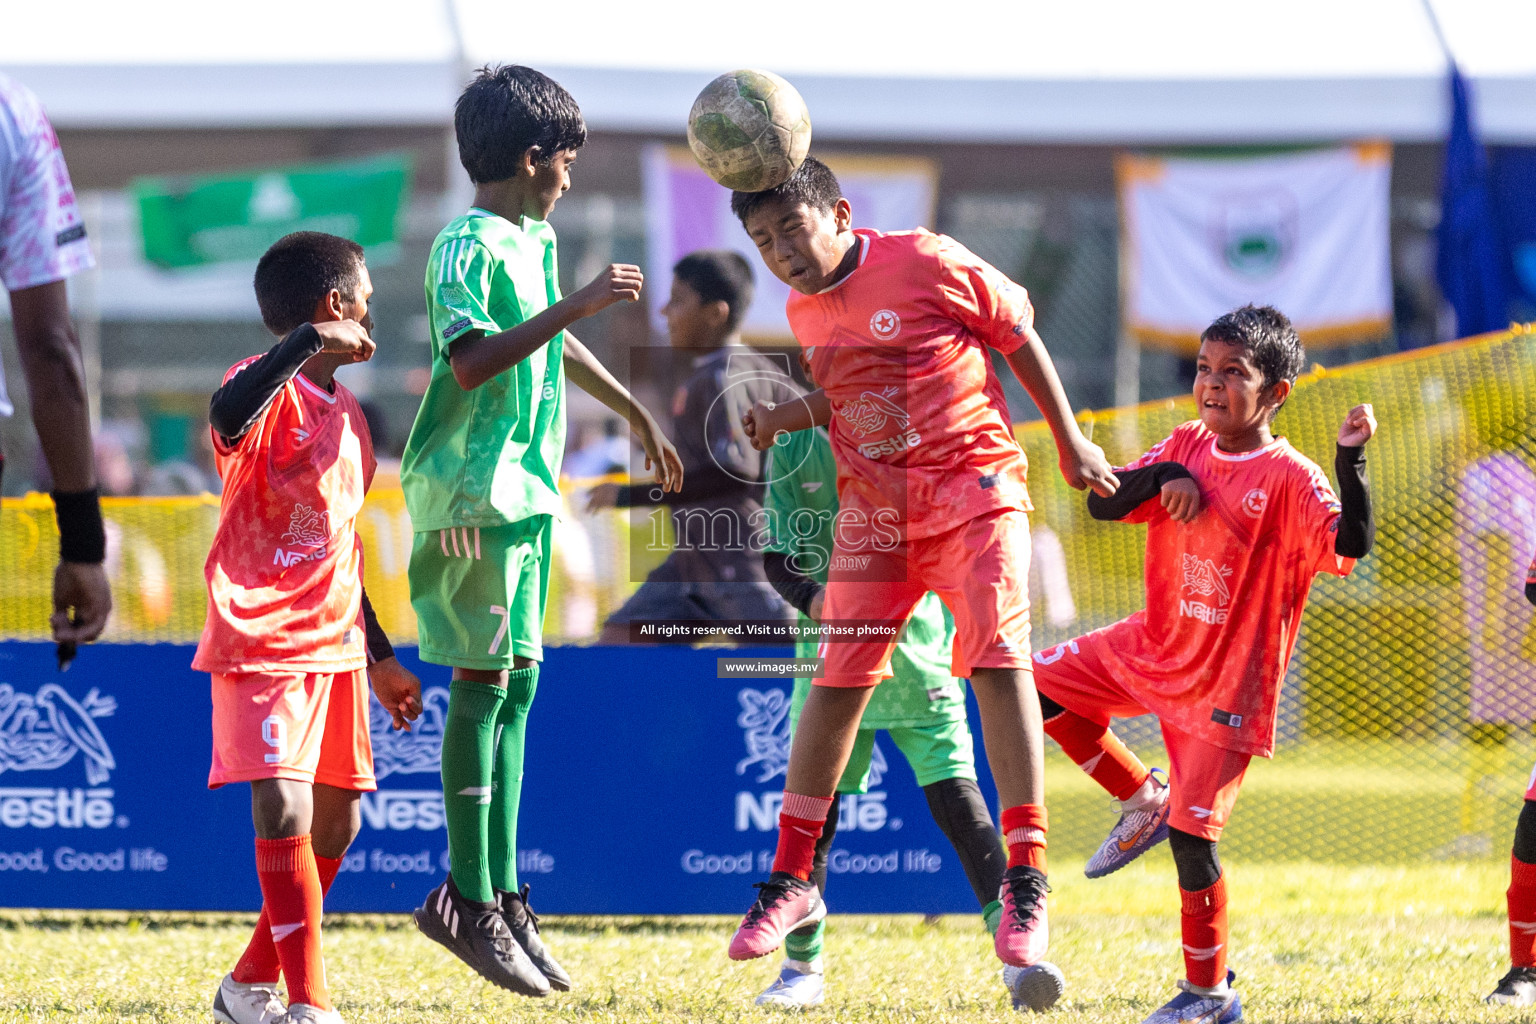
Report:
1184,979,1230,998
1123,774,1163,811
784,957,823,975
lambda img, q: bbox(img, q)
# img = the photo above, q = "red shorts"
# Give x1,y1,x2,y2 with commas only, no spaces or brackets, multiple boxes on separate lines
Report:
209,668,376,791
1033,635,1250,841
817,509,1033,687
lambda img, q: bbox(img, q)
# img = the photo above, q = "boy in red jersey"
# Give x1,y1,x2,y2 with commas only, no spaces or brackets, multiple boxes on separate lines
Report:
195,232,422,1024
1485,556,1536,1006
1031,305,1376,1024
727,157,1118,972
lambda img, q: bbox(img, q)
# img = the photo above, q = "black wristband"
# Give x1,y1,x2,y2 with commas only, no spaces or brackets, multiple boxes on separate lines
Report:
52,488,106,564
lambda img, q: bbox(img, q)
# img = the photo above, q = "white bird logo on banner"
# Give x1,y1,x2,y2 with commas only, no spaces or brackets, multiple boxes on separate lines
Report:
0,684,117,785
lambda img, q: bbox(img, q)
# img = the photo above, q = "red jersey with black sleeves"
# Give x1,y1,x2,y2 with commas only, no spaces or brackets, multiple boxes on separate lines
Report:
193,359,376,675
784,228,1035,541
1080,420,1353,757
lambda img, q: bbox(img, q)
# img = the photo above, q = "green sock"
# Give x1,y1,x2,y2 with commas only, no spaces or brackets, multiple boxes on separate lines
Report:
982,899,1002,936
489,665,538,894
784,919,825,964
441,679,505,904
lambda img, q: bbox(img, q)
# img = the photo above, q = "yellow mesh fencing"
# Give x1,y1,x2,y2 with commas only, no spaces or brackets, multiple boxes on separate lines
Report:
0,488,659,647
1019,325,1536,861
2,327,1534,862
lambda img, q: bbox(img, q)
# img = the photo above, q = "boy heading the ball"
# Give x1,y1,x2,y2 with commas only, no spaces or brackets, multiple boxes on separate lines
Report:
729,156,1118,971
755,417,1062,1012
197,231,423,1024
399,65,682,997
1032,306,1376,1024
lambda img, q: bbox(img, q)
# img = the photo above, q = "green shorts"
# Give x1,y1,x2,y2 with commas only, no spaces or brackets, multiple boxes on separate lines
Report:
837,717,977,794
409,517,552,670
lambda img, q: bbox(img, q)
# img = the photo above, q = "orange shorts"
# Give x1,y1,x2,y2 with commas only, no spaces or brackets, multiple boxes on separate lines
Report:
1033,636,1250,841
209,668,376,791
817,509,1033,688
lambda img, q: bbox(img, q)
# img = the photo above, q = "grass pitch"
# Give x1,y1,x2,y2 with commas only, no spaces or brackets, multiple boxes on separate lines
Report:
2,860,1529,1023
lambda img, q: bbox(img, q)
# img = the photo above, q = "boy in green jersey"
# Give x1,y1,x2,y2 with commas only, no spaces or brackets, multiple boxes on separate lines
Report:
754,423,1064,1013
401,65,682,997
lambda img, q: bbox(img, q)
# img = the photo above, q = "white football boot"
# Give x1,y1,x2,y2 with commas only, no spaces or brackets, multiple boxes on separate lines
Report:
755,959,826,1008
211,973,285,1024
274,1003,344,1024
1003,961,1066,1012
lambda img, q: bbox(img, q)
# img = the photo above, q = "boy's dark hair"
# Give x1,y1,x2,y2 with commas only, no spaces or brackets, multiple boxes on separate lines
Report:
729,156,842,228
254,232,365,335
455,65,586,183
1201,304,1306,393
673,250,755,333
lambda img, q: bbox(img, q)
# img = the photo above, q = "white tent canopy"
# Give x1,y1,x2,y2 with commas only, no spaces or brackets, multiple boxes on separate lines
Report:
3,0,1536,141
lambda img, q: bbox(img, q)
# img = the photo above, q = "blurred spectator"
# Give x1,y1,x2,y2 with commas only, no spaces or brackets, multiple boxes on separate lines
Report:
563,417,630,483
94,420,139,496
590,251,794,644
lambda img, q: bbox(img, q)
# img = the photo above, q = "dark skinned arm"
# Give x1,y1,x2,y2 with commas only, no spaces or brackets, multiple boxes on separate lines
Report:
447,263,642,391
1001,324,1118,496
563,332,684,492
8,278,111,647
10,280,94,492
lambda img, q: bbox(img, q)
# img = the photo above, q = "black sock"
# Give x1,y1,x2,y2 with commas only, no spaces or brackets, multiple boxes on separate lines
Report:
924,777,1006,907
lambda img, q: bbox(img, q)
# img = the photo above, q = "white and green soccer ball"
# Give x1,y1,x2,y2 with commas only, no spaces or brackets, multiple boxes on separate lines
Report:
687,69,812,193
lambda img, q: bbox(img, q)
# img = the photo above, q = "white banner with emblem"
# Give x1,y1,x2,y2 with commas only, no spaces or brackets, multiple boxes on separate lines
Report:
1118,143,1392,355
643,146,938,342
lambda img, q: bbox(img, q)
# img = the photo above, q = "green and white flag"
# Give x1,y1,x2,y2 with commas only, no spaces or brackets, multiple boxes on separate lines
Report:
1118,144,1392,354
134,153,411,269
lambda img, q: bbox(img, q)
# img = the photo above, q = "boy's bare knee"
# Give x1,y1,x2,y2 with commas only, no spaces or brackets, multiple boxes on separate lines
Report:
454,666,510,685
250,778,313,840
311,784,362,860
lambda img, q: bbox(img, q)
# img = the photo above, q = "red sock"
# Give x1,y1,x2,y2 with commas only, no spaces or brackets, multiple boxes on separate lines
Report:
1509,856,1536,967
1042,709,1148,802
1000,804,1047,873
1180,877,1229,988
234,853,343,984
253,835,328,1009
772,792,834,880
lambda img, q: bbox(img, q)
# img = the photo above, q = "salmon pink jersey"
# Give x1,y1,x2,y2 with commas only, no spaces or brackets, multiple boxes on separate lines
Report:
785,229,1034,541
1081,420,1352,757
192,360,376,675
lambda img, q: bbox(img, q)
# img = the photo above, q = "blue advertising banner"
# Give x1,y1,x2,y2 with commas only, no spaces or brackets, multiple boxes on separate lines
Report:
0,642,995,915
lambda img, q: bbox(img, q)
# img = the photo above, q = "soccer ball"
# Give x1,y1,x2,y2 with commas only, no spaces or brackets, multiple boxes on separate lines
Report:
686,69,812,193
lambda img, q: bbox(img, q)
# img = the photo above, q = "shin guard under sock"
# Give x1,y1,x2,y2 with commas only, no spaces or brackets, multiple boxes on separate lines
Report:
773,792,834,880
1180,876,1229,989
1509,856,1536,968
1042,708,1149,802
253,835,327,1009
489,665,538,894
1000,804,1047,873
441,679,505,903
233,852,342,984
